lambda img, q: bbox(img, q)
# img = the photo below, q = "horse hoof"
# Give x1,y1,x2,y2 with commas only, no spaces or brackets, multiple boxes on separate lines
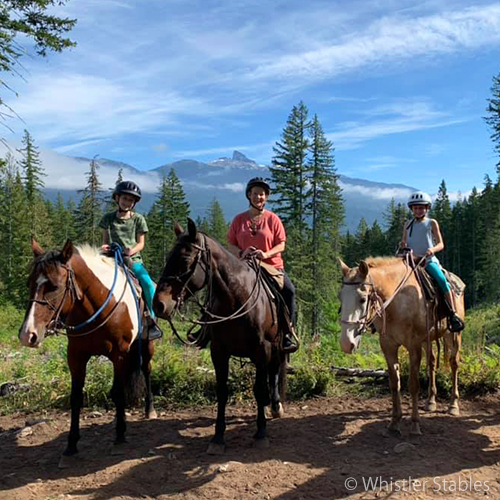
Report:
253,437,270,449
383,425,402,437
207,442,225,455
146,409,158,420
410,424,422,436
448,406,460,416
271,402,284,419
58,453,78,469
425,401,437,412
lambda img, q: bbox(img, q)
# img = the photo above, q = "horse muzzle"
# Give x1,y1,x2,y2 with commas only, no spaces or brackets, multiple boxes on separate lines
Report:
153,287,177,319
340,326,361,354
18,326,45,348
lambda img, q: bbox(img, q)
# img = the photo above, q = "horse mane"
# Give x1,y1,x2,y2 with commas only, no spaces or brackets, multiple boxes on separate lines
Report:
363,256,402,268
75,244,114,269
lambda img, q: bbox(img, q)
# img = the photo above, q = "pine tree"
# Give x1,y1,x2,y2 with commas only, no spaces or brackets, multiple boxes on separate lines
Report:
485,71,500,167
206,198,228,244
74,157,104,246
0,154,32,305
104,168,123,212
18,130,52,246
51,193,77,247
432,180,452,268
383,199,408,254
306,114,344,334
145,169,190,279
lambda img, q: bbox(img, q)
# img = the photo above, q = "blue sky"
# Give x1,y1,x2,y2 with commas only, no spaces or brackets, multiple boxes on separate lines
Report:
3,0,500,197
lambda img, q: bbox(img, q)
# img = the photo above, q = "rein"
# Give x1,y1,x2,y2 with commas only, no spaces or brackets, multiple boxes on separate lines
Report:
341,252,426,336
161,234,264,345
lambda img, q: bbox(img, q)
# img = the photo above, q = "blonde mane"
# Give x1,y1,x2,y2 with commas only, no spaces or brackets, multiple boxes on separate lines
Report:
76,244,115,271
363,256,402,268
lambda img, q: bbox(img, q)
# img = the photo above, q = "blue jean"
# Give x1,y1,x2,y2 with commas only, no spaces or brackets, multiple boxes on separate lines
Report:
425,261,451,293
131,262,156,319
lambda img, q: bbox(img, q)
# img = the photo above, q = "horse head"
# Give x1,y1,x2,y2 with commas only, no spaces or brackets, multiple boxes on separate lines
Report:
153,218,209,319
19,238,81,348
338,258,373,354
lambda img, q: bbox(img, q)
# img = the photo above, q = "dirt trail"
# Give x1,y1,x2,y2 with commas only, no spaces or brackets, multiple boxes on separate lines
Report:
1,395,500,499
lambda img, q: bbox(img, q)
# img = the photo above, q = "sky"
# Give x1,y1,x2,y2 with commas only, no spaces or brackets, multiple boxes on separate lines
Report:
3,0,500,197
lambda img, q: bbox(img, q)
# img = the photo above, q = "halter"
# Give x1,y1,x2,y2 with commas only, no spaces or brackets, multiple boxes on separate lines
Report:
160,234,264,344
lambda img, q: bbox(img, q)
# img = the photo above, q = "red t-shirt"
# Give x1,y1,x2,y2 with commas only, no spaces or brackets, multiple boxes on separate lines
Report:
228,210,286,269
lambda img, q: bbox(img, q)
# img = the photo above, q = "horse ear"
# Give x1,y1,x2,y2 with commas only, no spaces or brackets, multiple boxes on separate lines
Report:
358,260,369,279
31,236,44,257
338,258,350,277
187,217,197,242
174,221,184,237
60,240,74,264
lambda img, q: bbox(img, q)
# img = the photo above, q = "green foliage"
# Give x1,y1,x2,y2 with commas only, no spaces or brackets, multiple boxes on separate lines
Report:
145,169,190,279
485,71,500,167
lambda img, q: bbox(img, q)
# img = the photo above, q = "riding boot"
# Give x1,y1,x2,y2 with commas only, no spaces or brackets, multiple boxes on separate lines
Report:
449,313,465,333
282,325,298,354
147,316,163,340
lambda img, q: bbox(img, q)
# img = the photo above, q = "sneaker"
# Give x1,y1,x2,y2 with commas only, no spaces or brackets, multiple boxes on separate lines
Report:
148,322,163,340
449,314,465,333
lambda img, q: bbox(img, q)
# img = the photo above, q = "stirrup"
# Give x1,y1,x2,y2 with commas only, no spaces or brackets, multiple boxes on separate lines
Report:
282,333,298,354
147,318,163,340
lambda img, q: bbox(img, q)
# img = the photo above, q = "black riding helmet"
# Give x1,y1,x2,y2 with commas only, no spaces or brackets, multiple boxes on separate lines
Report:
113,180,142,202
245,177,271,198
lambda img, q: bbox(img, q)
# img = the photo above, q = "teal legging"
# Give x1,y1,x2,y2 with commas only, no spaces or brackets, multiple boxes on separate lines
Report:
425,261,451,293
131,262,156,319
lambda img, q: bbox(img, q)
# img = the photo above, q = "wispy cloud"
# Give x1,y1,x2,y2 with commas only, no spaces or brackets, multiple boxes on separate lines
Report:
339,181,413,200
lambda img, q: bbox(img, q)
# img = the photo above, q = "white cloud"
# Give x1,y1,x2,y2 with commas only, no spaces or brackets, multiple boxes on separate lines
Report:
340,181,413,200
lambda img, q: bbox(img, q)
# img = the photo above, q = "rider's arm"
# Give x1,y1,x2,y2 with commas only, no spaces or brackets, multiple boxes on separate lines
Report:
400,224,408,248
428,219,445,256
254,241,285,260
126,232,146,256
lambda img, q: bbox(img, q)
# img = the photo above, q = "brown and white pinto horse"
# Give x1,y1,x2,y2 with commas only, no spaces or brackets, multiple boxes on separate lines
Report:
339,257,464,436
153,219,286,454
19,239,156,466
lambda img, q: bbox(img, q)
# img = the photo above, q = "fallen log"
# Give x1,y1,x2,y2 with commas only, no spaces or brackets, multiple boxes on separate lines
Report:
332,366,388,378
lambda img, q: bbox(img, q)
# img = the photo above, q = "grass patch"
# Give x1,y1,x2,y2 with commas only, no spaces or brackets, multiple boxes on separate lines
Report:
1,303,500,414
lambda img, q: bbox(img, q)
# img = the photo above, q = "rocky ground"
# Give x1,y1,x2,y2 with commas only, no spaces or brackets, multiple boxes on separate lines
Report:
1,394,500,500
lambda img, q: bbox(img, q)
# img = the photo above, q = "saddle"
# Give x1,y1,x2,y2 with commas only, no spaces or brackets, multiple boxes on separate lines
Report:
259,262,293,347
405,253,465,321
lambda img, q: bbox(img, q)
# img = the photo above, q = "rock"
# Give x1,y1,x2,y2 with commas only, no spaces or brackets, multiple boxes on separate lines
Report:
17,427,33,438
394,442,416,454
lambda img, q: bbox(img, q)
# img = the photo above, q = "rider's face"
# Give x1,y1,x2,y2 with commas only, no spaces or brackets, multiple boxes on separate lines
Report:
117,194,137,211
249,187,268,209
411,204,429,218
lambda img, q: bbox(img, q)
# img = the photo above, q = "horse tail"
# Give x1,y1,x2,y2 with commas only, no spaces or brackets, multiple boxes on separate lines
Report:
124,340,145,406
279,354,288,402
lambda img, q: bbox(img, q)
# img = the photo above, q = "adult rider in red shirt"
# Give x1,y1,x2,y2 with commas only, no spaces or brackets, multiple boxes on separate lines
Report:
228,177,298,353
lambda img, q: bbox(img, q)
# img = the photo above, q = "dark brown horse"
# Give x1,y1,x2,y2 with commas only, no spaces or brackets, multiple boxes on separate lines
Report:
153,219,286,454
19,239,156,467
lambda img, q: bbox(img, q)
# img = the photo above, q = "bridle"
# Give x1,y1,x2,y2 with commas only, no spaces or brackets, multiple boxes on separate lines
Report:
340,253,425,337
159,234,264,344
28,251,129,338
340,276,386,336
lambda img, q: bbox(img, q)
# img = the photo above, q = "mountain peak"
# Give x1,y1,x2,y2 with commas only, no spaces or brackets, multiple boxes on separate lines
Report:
232,150,249,162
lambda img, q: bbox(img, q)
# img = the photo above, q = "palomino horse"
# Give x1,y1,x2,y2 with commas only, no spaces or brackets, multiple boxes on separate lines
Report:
153,219,286,454
339,257,464,436
19,239,156,466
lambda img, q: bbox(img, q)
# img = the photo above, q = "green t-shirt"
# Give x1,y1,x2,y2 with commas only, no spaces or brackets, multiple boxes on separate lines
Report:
99,211,148,263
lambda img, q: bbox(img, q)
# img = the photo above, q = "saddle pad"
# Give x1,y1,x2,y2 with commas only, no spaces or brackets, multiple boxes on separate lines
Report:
260,262,284,290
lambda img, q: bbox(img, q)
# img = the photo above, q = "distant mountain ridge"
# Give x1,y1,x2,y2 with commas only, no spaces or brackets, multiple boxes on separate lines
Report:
40,150,416,232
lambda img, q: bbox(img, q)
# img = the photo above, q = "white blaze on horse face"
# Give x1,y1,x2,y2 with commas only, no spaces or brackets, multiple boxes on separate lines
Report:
339,285,366,354
19,275,48,347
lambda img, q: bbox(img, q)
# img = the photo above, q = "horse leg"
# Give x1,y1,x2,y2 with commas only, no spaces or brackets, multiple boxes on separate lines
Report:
110,356,128,445
59,347,90,468
269,357,284,419
207,349,229,455
381,339,402,436
408,347,423,436
446,331,461,416
424,341,437,412
253,359,271,448
142,339,157,419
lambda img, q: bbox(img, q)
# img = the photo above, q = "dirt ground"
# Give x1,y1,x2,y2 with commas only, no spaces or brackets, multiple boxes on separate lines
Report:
1,393,500,500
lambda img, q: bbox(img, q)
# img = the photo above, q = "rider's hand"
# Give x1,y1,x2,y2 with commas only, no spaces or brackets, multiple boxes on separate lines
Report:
101,244,110,252
123,247,132,256
425,248,434,257
253,249,267,260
